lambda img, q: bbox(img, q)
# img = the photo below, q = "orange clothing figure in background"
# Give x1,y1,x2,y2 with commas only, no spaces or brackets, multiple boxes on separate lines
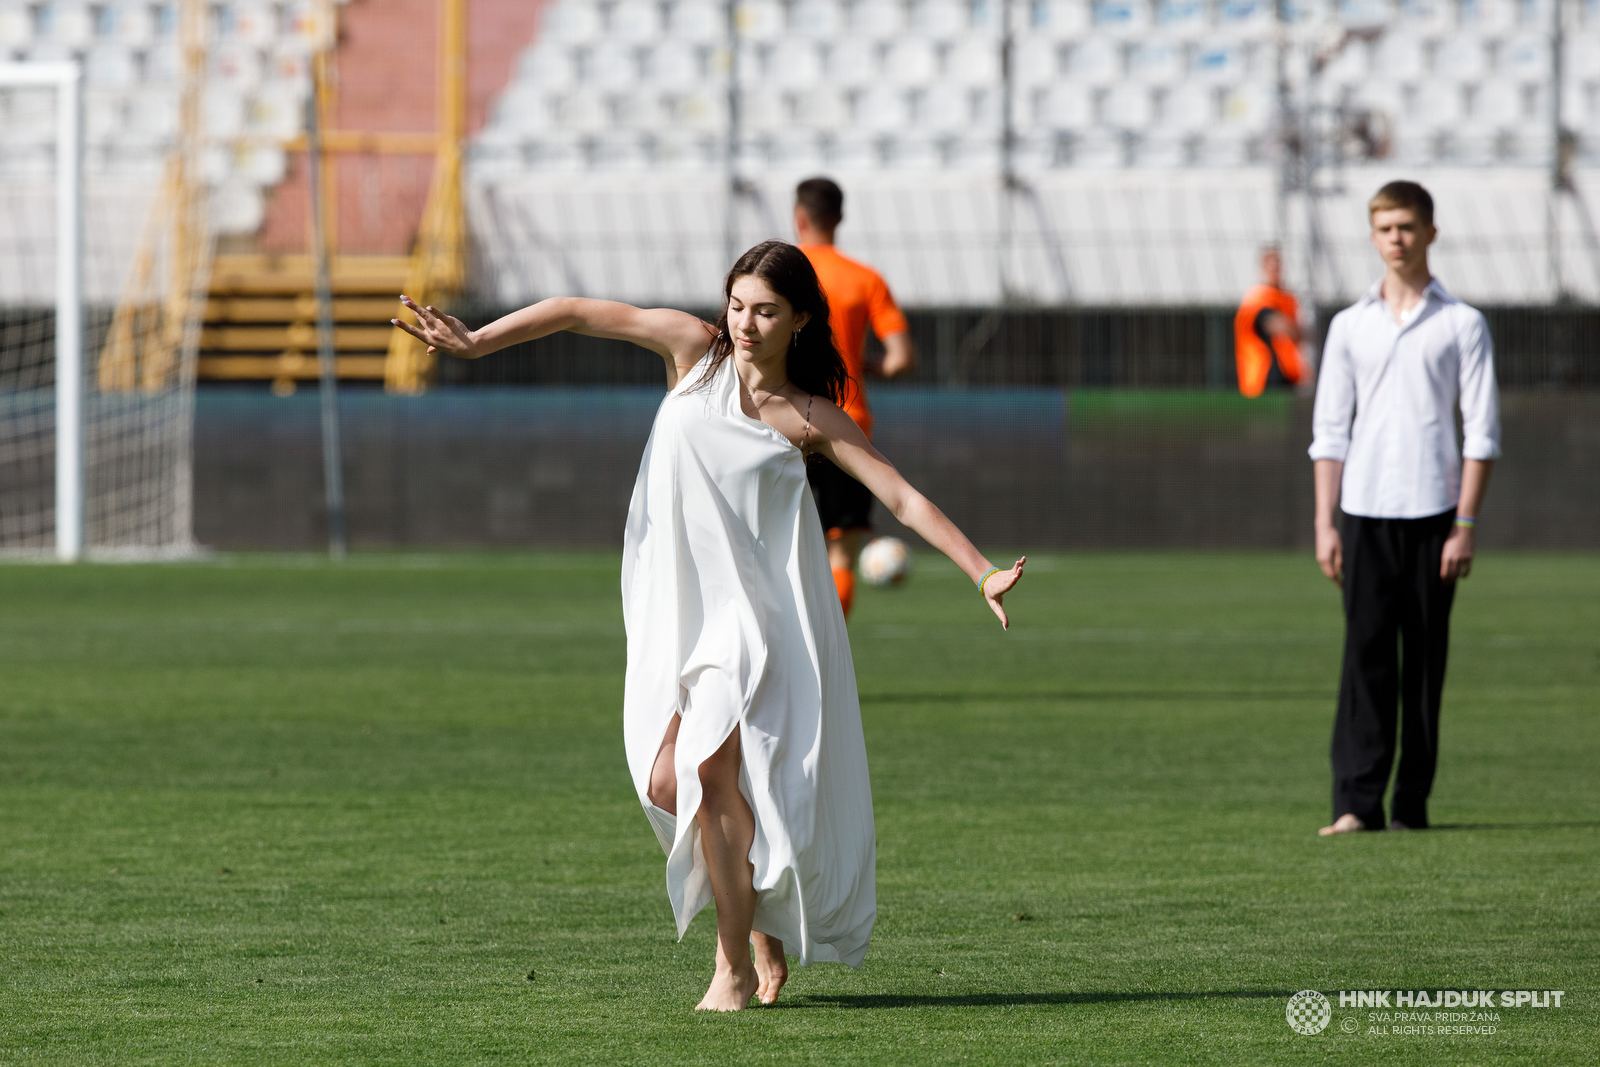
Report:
1235,246,1305,398
800,244,909,441
794,177,917,620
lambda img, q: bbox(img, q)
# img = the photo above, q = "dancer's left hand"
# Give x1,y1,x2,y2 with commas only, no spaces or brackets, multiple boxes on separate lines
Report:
983,556,1026,630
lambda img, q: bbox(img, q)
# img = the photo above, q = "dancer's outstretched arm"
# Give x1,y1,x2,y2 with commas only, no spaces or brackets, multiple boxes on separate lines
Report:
392,295,715,388
806,400,1024,629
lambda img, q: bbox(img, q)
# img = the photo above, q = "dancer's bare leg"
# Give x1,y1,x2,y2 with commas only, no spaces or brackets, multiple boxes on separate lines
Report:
751,931,788,1005
694,728,760,1011
646,713,681,815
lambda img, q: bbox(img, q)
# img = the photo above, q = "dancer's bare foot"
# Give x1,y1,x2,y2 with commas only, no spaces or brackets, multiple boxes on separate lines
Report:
695,964,759,1011
1319,813,1367,836
751,932,788,1005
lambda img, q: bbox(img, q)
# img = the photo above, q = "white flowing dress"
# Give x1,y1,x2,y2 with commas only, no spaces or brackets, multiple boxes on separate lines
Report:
621,352,877,968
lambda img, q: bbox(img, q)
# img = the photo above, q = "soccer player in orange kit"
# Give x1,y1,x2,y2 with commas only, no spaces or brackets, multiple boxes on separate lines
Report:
795,177,917,618
1234,245,1306,397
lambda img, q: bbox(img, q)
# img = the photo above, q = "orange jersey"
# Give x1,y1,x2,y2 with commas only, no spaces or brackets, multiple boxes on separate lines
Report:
1234,284,1305,398
801,244,909,439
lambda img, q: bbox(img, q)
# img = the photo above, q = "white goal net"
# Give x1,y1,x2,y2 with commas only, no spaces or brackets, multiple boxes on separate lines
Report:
0,63,210,559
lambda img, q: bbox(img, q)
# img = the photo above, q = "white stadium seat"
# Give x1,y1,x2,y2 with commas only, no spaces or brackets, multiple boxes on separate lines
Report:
1338,0,1390,30
946,36,1001,85
1103,81,1154,127
557,87,611,134
740,85,789,133
1156,0,1210,38
829,37,881,87
492,83,555,133
790,0,842,38
1436,34,1488,81
611,0,664,42
1474,78,1522,127
588,41,639,91
211,180,265,233
1322,38,1370,87
1036,82,1093,129
736,0,785,41
224,3,278,48
1568,33,1600,79
885,38,938,87
1220,81,1272,131
1067,36,1121,85
0,1,35,48
211,43,264,92
675,87,728,131
85,42,140,90
237,143,286,185
1094,0,1151,38
518,41,578,90
1499,32,1549,82
40,2,94,48
920,82,971,132
768,39,823,89
669,0,722,42
203,89,246,139
85,89,124,146
1160,82,1215,130
1217,0,1272,39
855,84,911,132
1396,0,1451,35
1460,0,1516,35
107,2,156,47
794,84,849,129
1127,38,1182,84
124,86,177,139
1414,79,1466,127
1370,33,1423,80
1014,38,1061,87
1191,38,1244,83
912,0,969,37
852,0,906,39
249,83,307,138
543,0,604,44
1035,0,1091,40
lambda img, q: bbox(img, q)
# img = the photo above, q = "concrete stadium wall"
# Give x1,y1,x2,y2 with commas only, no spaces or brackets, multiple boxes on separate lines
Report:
193,387,1600,551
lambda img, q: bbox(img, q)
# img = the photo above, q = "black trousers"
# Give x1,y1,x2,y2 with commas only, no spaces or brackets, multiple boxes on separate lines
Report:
1331,509,1457,829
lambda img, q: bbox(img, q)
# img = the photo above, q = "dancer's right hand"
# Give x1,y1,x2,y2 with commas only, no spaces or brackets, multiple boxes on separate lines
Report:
983,556,1026,630
393,295,480,358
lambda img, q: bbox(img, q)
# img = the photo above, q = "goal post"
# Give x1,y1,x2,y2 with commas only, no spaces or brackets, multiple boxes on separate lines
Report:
0,60,208,561
0,62,81,561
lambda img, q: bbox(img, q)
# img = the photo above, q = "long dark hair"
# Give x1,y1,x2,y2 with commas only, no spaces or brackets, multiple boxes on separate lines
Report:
694,240,852,407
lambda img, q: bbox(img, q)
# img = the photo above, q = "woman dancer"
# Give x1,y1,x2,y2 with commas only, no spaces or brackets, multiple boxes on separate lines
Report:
394,241,1023,1011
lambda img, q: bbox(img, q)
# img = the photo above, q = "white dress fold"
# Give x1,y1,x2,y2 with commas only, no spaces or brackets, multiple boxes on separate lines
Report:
621,353,876,968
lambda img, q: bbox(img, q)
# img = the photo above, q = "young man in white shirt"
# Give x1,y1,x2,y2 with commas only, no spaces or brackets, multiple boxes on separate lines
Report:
1309,181,1501,836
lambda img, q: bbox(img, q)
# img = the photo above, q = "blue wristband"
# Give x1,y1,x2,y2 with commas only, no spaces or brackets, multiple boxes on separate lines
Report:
978,567,1002,596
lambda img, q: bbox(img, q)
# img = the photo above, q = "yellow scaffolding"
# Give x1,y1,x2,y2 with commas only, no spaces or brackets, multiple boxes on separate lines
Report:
105,0,468,396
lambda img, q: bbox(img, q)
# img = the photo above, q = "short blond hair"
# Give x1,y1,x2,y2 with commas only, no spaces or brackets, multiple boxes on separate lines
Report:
1369,181,1434,227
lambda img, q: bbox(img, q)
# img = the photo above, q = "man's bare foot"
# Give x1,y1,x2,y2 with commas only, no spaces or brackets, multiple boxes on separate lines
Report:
751,932,788,1005
1319,813,1367,836
695,964,759,1012
1389,819,1413,831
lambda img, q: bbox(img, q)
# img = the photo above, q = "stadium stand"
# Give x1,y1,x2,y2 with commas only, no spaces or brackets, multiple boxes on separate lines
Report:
465,0,1600,307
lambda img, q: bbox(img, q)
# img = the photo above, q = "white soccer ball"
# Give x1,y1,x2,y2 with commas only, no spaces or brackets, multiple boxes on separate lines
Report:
858,537,912,587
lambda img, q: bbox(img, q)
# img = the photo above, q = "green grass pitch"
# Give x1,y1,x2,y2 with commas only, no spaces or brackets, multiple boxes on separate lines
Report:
1,551,1595,1065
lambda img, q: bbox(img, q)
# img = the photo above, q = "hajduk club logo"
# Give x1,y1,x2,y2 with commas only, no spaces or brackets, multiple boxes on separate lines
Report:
1286,990,1333,1034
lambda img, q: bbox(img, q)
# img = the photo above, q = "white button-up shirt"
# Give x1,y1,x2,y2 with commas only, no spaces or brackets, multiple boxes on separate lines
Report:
1309,278,1501,519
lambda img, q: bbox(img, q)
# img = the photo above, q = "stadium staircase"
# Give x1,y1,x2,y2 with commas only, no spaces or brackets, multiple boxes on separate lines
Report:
198,255,410,395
